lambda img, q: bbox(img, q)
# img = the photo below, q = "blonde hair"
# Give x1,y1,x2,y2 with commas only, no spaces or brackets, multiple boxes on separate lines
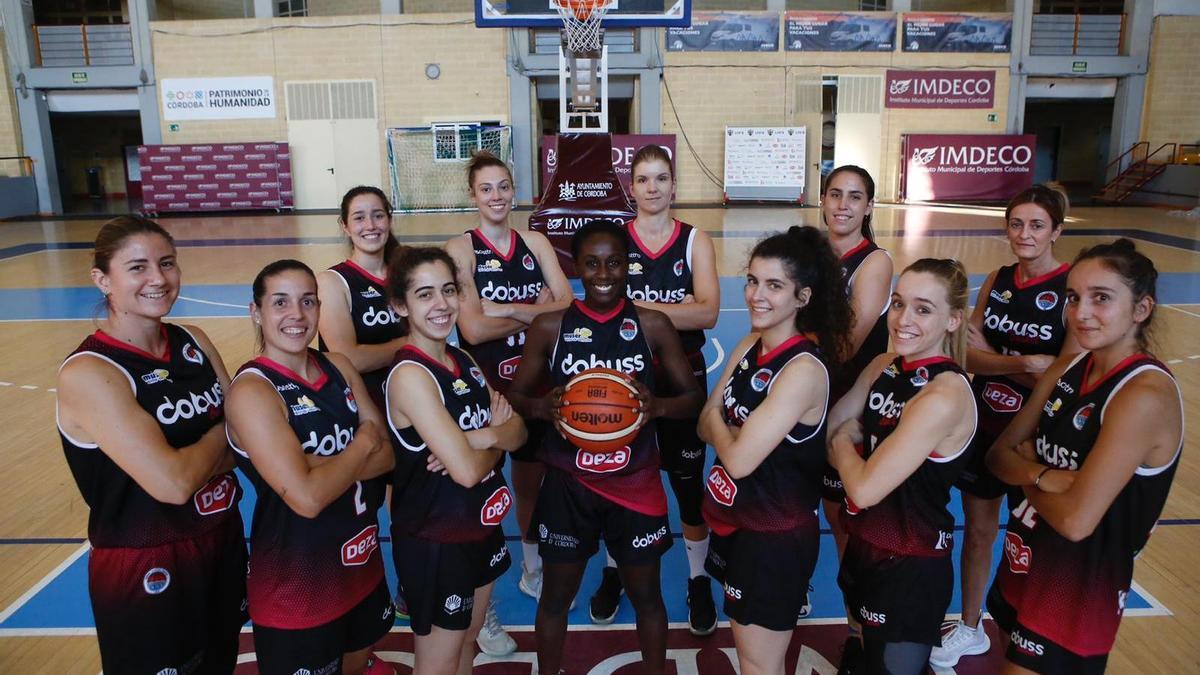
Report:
901,258,970,368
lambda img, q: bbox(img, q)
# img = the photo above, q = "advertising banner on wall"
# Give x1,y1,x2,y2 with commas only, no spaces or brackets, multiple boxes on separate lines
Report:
161,76,277,121
901,134,1035,202
139,142,293,213
784,12,896,52
667,11,779,52
885,70,995,108
901,13,1012,53
724,127,806,202
541,134,676,198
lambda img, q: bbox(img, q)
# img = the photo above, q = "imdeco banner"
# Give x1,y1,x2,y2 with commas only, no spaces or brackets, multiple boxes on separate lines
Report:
901,134,1035,202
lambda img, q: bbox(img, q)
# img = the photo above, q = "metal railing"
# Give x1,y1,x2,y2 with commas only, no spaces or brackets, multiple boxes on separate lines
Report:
32,24,134,67
1030,14,1124,56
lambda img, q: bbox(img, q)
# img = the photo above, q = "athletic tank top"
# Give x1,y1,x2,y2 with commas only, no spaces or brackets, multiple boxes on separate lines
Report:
543,300,667,516
459,229,546,393
317,259,403,409
386,344,513,543
973,262,1070,439
230,350,385,630
702,335,827,535
843,356,976,557
996,352,1181,657
832,239,891,402
58,324,240,549
625,219,705,355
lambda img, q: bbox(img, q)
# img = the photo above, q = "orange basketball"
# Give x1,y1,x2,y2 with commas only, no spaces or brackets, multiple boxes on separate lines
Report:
558,368,644,453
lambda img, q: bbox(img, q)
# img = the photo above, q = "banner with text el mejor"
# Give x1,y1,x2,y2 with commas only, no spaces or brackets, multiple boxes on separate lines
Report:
902,13,1012,53
785,12,896,52
667,11,780,52
901,134,1035,202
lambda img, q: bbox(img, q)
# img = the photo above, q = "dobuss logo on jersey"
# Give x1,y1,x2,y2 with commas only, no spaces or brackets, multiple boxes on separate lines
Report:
901,133,1035,202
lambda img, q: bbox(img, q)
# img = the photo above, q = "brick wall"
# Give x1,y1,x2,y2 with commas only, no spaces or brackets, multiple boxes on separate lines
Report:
1141,15,1200,153
0,32,21,167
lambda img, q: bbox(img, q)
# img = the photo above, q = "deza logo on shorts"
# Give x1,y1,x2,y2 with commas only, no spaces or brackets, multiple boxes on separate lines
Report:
480,486,513,526
706,466,737,506
632,525,668,549
341,525,379,566
156,381,223,425
1004,531,1032,574
193,473,237,516
576,447,631,473
982,381,1023,413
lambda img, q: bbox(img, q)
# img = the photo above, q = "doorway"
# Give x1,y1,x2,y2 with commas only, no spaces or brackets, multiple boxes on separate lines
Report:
49,111,141,215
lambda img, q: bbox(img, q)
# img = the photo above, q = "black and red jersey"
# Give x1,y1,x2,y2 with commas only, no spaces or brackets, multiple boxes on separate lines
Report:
230,350,384,630
843,356,976,557
459,229,546,393
386,344,513,543
702,335,827,535
995,352,1181,657
832,239,891,402
973,262,1070,439
317,259,403,410
625,219,705,355
543,299,667,516
59,324,240,549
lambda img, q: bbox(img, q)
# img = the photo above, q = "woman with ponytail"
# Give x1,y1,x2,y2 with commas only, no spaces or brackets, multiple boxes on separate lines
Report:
932,184,1080,669
986,239,1181,674
317,186,407,414
827,258,978,674
698,225,851,675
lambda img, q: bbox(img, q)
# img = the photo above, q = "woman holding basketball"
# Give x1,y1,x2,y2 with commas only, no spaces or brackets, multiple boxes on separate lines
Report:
445,152,573,640
384,246,528,675
508,220,705,675
986,239,1182,674
931,185,1079,669
698,226,851,675
57,216,246,674
827,258,978,674
585,144,721,635
226,260,394,675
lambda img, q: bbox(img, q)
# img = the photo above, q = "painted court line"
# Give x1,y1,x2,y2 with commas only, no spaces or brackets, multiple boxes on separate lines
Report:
1164,305,1200,320
0,542,90,625
177,295,247,309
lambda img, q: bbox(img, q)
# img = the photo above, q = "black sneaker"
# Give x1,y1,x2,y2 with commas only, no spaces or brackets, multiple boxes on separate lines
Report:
836,635,865,675
589,566,623,624
686,575,717,636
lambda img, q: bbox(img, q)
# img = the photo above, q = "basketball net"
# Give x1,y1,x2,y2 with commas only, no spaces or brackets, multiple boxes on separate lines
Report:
554,0,609,54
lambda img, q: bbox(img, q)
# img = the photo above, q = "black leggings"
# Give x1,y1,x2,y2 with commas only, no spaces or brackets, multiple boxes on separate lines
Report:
666,469,704,527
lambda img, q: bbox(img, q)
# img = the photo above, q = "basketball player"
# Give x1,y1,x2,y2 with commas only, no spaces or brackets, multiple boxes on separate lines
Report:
827,259,978,674
818,166,891,671
384,246,528,675
445,152,572,651
227,260,394,675
932,185,1080,668
507,220,705,675
57,216,246,674
986,239,1182,675
584,144,721,635
317,186,406,413
698,226,851,674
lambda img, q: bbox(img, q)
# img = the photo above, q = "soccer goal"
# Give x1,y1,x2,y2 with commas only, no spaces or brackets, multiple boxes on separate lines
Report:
386,123,513,212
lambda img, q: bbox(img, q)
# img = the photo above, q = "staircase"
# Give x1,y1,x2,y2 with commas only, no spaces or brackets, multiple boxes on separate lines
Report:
1095,142,1176,204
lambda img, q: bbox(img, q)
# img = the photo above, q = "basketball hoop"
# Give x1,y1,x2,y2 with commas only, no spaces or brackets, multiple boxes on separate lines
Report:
554,0,609,54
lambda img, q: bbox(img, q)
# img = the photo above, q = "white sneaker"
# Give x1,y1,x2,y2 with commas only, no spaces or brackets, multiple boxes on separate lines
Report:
475,600,517,657
929,620,991,668
519,564,543,600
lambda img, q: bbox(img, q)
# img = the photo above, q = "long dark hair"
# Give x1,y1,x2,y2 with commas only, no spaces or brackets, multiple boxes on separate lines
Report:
1073,238,1158,352
749,225,854,365
250,259,317,352
385,246,460,337
822,165,876,242
339,185,401,264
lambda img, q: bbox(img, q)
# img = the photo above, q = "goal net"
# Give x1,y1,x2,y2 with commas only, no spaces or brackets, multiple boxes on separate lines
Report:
387,123,513,212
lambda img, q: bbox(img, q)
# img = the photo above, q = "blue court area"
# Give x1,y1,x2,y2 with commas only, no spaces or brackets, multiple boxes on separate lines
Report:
1,273,1183,632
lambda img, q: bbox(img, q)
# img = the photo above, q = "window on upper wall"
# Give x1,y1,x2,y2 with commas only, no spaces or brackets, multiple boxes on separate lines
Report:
1038,0,1124,14
153,1,250,21
278,0,308,17
33,0,126,26
694,1,769,10
403,0,475,11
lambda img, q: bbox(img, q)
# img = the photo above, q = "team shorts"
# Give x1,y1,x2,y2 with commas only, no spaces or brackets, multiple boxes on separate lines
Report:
391,527,510,635
88,516,248,675
252,579,394,675
955,430,1009,500
987,584,1109,675
705,523,819,631
511,418,547,463
531,467,672,566
837,536,952,646
657,351,708,477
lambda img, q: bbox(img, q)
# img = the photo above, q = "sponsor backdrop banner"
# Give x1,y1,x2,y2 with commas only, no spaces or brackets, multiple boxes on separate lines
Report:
161,76,276,121
901,134,1035,202
902,13,1012,53
785,11,896,52
885,70,996,108
529,134,636,276
724,127,806,202
138,142,293,213
541,134,676,198
667,11,780,52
